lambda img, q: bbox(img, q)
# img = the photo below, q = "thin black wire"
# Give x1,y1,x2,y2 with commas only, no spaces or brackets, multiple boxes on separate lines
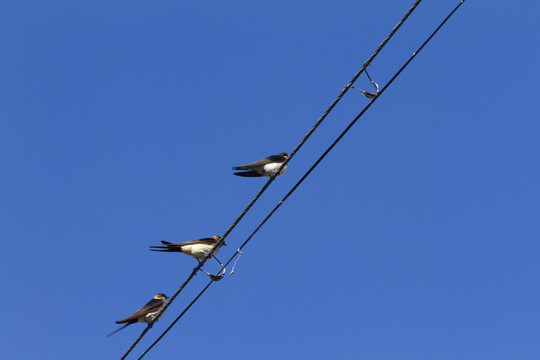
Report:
135,1,465,358
118,2,423,359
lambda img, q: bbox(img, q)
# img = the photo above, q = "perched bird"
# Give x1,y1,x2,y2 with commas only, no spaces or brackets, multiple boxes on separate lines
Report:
150,235,226,269
232,152,289,178
107,293,168,337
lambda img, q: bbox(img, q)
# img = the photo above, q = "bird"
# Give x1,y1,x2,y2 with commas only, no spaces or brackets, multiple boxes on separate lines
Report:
150,235,226,272
232,152,289,178
107,293,168,337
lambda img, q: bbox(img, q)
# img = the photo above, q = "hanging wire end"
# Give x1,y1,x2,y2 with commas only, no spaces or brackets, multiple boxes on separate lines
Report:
229,249,244,276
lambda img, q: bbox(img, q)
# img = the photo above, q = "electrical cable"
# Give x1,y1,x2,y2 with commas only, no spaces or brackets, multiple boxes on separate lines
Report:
133,1,466,358
120,1,423,358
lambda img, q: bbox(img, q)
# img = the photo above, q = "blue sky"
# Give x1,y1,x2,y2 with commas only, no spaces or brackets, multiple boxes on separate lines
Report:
2,1,540,359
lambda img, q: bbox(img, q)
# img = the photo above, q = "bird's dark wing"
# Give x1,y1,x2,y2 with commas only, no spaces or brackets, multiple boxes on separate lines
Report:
107,323,129,337
149,240,182,252
180,237,220,246
150,237,219,251
115,299,165,324
232,157,270,170
265,154,287,162
233,170,262,177
233,154,286,171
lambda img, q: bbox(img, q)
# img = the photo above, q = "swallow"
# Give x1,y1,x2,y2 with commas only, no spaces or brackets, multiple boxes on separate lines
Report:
107,293,168,337
232,152,289,178
150,235,226,275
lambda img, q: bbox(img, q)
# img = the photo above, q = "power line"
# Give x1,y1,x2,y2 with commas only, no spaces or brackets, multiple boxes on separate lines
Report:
225,0,467,268
134,1,466,358
118,1,424,359
136,282,214,360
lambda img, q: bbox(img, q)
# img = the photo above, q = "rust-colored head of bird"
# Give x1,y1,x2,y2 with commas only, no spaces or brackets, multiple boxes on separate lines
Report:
153,293,168,300
213,235,226,246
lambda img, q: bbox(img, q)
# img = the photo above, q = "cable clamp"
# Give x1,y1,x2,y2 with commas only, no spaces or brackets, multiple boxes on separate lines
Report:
352,68,380,99
200,266,226,281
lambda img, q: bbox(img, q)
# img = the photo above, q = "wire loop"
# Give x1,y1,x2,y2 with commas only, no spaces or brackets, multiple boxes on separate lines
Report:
352,69,380,99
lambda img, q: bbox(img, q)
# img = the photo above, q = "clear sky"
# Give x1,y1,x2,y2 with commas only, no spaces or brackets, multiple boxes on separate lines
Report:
2,1,540,359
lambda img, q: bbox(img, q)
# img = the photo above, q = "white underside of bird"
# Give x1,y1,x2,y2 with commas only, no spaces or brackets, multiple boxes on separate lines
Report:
263,163,288,177
182,244,221,261
145,309,166,322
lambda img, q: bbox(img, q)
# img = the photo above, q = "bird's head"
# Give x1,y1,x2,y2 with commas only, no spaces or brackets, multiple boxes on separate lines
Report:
213,235,226,246
154,293,168,300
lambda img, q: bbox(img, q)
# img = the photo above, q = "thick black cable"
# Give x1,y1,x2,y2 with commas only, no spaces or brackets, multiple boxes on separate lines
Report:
225,0,467,265
118,2,423,359
136,281,214,359
134,1,466,358
119,326,151,360
191,0,424,253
